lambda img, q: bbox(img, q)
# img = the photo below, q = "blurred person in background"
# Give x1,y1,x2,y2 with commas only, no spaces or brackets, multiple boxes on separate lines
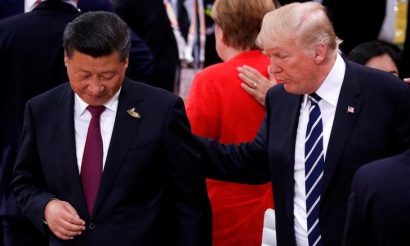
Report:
186,0,276,245
112,0,180,92
343,149,410,246
347,40,401,77
0,1,80,244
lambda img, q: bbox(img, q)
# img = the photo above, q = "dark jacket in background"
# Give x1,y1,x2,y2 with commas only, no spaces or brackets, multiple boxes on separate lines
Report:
0,1,80,244
343,150,410,246
113,0,180,92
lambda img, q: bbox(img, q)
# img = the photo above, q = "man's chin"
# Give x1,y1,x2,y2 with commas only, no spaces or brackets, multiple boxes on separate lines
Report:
283,84,305,95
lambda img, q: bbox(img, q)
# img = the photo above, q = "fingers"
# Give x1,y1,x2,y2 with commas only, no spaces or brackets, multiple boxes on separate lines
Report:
238,65,277,107
240,83,266,106
238,65,276,90
62,203,85,226
237,65,263,89
404,78,410,84
44,199,86,240
240,82,257,96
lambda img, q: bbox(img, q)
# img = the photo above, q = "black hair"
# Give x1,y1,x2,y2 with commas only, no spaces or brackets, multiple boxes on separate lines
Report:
63,11,131,61
347,40,401,67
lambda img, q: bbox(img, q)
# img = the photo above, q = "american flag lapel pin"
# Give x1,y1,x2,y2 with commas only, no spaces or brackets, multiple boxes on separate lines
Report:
347,106,355,114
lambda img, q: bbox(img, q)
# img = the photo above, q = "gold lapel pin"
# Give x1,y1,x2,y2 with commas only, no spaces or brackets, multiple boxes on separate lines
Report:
127,108,141,118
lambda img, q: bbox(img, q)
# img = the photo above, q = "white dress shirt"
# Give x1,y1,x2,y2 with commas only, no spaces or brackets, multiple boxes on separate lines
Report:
74,89,120,173
293,54,346,245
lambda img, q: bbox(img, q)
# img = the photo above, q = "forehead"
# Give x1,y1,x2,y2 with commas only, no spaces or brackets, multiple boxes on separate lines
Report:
263,41,298,55
67,50,121,61
366,54,398,72
67,51,123,69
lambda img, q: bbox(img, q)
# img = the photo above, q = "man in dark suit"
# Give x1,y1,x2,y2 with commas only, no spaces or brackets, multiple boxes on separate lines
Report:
343,150,410,246
12,11,211,245
0,1,81,244
199,2,410,246
112,0,180,92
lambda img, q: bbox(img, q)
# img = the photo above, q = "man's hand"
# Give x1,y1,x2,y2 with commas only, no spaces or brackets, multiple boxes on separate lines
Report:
238,65,277,106
44,199,86,240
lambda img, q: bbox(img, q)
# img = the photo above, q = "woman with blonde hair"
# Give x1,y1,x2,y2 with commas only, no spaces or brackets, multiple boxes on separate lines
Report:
186,0,276,245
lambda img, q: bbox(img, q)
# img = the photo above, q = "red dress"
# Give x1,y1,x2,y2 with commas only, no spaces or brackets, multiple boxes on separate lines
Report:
186,50,274,246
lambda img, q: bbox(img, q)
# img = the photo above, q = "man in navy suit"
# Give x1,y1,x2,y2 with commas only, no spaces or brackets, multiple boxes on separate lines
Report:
343,150,410,246
12,11,211,245
199,2,410,246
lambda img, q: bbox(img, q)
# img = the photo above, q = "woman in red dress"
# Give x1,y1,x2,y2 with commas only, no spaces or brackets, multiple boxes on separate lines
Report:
186,0,277,245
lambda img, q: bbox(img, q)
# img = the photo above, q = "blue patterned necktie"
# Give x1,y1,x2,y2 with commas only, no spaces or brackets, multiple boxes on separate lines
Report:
305,93,324,246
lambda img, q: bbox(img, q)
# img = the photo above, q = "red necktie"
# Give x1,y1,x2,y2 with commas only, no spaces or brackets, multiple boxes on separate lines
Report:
81,106,105,214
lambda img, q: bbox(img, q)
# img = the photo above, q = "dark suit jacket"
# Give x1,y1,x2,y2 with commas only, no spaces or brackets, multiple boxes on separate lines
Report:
0,0,80,218
201,61,410,245
343,150,410,246
12,79,211,245
0,0,23,19
113,0,180,92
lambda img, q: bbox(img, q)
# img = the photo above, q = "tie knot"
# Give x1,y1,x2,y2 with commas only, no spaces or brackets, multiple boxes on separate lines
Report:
87,106,105,118
309,93,321,105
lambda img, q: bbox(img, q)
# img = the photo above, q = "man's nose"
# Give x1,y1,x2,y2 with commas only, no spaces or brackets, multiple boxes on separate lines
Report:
88,81,104,95
269,63,282,74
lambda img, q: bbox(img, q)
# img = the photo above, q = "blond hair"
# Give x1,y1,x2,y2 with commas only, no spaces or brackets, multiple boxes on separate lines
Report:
212,0,276,50
256,2,340,57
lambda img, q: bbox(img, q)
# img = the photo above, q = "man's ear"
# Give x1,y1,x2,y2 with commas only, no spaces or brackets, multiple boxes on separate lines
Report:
124,56,129,68
314,43,327,64
64,51,69,67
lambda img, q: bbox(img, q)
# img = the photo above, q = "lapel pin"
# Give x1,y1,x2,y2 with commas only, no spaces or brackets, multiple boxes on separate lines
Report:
347,106,355,114
127,108,140,118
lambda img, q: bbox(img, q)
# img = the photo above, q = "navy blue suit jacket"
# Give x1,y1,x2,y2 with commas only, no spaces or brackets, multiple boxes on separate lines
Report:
201,61,410,246
343,150,410,246
0,0,23,19
13,79,211,245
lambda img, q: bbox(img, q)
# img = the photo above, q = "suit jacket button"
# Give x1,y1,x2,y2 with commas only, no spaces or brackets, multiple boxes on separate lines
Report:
88,222,95,230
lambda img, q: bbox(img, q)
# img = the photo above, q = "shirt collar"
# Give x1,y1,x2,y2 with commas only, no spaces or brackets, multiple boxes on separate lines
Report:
303,53,346,106
75,87,121,116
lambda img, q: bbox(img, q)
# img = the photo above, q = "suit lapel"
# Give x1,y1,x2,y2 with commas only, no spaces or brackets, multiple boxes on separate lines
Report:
322,61,362,196
283,94,303,222
269,90,302,225
92,80,143,218
54,85,89,218
277,94,303,187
